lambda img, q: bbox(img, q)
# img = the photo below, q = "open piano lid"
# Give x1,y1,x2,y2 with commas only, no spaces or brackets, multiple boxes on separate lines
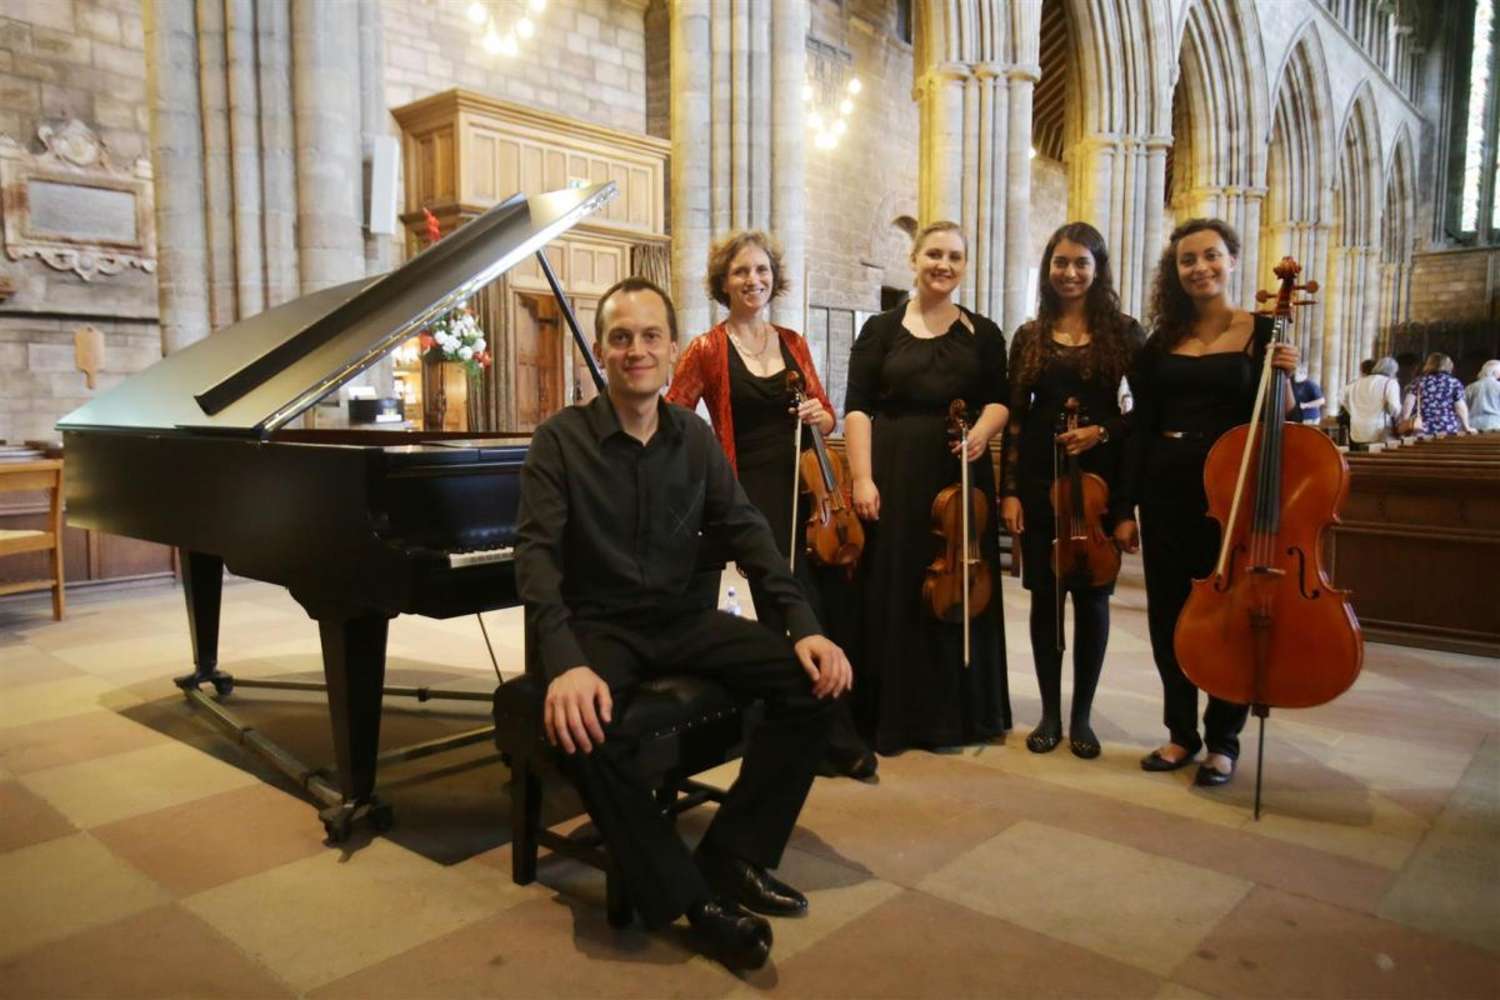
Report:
58,182,617,438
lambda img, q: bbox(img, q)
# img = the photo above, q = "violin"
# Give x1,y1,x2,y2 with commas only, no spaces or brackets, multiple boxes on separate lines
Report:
786,371,864,576
1048,397,1121,650
922,399,993,666
1172,256,1363,816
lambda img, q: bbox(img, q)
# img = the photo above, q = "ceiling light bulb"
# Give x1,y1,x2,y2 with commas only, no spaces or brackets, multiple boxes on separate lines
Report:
516,16,535,38
839,98,854,115
847,77,862,95
482,29,502,53
832,119,847,136
529,0,546,11
499,32,518,56
466,2,488,25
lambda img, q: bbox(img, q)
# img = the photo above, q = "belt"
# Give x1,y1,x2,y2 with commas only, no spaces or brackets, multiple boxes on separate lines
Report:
1160,430,1210,440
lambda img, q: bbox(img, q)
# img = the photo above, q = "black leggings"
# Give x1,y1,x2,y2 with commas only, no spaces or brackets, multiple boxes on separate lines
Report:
1028,585,1109,731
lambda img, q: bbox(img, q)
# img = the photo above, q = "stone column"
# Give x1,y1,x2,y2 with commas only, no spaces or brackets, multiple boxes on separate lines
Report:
769,0,805,329
291,0,364,293
225,0,266,318
1359,246,1381,374
974,64,1007,321
917,63,968,228
1141,136,1170,315
671,0,713,339
748,6,771,229
145,0,211,355
1241,187,1266,310
195,0,237,328
1002,63,1037,331
257,0,298,308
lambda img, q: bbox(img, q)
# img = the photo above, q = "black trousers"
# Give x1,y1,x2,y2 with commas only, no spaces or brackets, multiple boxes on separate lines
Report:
747,565,867,758
1139,502,1249,759
558,608,833,929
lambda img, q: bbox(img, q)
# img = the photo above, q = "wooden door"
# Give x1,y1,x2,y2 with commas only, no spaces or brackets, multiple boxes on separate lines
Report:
515,293,563,431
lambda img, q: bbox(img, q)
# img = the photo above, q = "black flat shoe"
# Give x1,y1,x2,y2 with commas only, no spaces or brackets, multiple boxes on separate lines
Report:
686,897,772,972
1140,747,1199,772
1193,761,1235,787
816,746,879,781
1026,722,1062,754
696,848,809,917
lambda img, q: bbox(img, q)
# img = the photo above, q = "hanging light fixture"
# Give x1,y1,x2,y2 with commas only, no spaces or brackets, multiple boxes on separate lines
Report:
471,1,546,59
803,40,861,153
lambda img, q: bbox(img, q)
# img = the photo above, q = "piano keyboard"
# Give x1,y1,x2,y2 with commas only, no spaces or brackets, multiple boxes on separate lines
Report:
448,545,516,569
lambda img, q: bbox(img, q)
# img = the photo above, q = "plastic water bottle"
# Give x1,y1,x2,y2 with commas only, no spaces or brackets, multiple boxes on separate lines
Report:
722,586,741,617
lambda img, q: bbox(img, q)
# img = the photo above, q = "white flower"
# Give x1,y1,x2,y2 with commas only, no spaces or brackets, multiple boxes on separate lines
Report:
458,346,473,360
473,338,486,352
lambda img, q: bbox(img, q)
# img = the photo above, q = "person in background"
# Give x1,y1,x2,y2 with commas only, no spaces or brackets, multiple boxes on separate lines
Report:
1402,353,1474,436
1292,366,1325,424
1344,357,1403,446
1466,360,1500,432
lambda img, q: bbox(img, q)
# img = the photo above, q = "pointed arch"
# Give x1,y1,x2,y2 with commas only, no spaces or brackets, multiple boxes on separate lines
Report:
1378,123,1417,344
1326,82,1385,399
1167,0,1271,305
1261,20,1336,389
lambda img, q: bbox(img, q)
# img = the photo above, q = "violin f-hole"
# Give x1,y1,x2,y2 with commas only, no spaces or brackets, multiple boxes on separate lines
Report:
1287,545,1321,599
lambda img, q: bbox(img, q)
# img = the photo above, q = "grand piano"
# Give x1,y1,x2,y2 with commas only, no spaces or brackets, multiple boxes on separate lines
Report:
57,182,616,840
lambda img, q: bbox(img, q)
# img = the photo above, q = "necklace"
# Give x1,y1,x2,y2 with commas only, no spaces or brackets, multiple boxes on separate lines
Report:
728,320,772,357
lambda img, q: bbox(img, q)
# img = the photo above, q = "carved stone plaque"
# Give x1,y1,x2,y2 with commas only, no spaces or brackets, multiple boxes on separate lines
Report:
0,120,155,282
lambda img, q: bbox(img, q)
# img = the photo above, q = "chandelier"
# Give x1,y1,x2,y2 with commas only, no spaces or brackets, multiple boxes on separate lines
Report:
465,0,547,57
803,39,861,152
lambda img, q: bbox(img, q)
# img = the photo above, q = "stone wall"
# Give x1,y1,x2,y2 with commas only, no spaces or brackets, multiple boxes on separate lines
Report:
382,0,648,133
0,0,157,446
1408,247,1500,324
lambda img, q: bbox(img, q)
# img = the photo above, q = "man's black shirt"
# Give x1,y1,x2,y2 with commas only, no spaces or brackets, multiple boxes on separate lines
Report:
515,393,820,679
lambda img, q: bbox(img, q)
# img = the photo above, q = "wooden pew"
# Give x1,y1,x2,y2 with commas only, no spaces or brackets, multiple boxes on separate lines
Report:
1328,436,1500,656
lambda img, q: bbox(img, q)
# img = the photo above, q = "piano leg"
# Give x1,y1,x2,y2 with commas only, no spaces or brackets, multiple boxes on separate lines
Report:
316,613,395,842
173,551,234,697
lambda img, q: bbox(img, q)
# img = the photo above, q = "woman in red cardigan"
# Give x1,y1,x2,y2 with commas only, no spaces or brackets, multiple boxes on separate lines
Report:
667,229,875,780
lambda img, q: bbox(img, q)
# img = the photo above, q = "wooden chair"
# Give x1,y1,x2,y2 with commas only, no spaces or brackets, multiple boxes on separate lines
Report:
0,459,66,619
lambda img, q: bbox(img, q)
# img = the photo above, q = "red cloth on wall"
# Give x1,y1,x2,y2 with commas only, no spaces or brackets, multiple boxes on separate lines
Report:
665,323,836,474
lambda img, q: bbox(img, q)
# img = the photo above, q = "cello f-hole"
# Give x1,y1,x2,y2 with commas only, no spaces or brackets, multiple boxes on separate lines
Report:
1288,545,1320,599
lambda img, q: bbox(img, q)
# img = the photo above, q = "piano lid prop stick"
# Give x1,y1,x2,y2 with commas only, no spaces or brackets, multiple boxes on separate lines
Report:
536,250,606,395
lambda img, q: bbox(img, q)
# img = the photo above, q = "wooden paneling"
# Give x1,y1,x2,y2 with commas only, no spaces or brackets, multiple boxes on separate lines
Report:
1329,437,1500,656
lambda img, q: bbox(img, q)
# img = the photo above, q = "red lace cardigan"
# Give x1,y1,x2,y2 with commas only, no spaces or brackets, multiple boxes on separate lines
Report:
665,323,836,474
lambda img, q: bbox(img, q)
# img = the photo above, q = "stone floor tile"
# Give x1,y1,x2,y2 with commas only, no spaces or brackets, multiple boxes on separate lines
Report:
90,783,332,897
0,779,76,853
0,707,168,775
1175,886,1500,999
19,741,261,829
183,836,529,994
0,832,171,961
919,820,1252,976
0,675,143,730
0,904,295,999
766,889,1163,998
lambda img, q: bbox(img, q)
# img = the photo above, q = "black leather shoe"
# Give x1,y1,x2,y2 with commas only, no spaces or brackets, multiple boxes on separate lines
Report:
1140,746,1199,772
686,897,772,972
1193,760,1235,787
696,848,809,917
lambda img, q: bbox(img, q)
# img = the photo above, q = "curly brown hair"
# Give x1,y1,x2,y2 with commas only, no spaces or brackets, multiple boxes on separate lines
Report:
1013,221,1134,389
704,230,790,308
1146,217,1242,352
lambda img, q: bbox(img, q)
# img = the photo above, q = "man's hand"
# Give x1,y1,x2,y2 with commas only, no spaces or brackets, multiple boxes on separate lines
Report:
793,634,853,699
544,666,613,754
1113,518,1140,554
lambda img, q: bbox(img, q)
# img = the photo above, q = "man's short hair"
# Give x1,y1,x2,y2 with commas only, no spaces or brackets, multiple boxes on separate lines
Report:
594,277,679,344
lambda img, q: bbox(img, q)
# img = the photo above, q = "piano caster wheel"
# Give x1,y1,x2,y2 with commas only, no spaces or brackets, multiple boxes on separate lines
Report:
322,813,353,844
211,676,234,698
174,668,234,697
319,799,393,843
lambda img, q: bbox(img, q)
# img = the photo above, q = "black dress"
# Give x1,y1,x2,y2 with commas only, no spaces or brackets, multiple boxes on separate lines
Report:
844,306,1011,754
1121,315,1277,760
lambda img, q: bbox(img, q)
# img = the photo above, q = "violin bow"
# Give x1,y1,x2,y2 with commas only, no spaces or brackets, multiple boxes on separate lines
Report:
787,371,803,572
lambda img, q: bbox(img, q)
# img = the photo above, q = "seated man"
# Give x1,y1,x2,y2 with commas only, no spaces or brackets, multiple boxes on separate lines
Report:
514,276,852,971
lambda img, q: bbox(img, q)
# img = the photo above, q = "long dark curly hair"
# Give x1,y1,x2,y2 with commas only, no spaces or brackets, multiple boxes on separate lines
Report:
1146,217,1242,352
1014,221,1134,389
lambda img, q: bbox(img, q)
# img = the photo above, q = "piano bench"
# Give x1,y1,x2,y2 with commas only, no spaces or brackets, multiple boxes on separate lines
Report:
492,671,749,927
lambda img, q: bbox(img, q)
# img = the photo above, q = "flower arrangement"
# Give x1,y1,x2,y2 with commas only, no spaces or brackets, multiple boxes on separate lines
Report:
419,306,491,379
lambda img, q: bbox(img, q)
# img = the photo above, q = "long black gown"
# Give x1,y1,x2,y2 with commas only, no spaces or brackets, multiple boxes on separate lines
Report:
844,305,1011,754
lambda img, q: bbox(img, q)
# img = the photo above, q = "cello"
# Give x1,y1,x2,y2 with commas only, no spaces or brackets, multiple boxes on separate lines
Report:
1049,397,1121,650
1173,256,1363,818
922,399,993,667
785,371,864,575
